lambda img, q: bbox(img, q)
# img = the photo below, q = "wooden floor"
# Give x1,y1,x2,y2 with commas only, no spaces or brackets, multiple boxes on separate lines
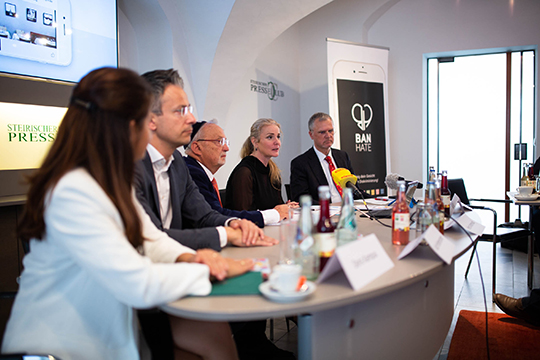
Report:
265,241,540,360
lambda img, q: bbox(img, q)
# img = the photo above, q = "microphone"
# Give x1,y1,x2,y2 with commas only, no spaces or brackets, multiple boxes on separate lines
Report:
384,173,423,190
331,168,368,198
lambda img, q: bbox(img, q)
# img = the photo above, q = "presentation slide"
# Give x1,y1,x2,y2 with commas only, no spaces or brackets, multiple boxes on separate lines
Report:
0,0,117,82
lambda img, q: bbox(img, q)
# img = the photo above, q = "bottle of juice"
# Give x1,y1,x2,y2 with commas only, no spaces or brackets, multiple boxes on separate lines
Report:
392,181,410,245
314,186,335,272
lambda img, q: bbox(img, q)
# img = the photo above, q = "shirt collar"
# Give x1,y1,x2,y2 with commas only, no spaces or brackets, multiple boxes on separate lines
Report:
196,159,215,182
147,144,174,172
313,146,333,162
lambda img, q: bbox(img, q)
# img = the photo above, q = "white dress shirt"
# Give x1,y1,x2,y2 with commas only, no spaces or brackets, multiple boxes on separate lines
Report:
313,146,342,203
147,144,228,247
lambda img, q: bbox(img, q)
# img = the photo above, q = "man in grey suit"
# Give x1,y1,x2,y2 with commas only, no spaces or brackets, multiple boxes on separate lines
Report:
134,69,275,251
290,112,356,204
134,69,279,360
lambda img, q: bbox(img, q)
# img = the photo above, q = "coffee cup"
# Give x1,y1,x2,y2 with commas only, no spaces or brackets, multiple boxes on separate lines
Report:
517,186,534,197
269,264,302,294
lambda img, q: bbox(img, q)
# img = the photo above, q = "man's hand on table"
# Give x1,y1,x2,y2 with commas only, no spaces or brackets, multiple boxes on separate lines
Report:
226,219,278,247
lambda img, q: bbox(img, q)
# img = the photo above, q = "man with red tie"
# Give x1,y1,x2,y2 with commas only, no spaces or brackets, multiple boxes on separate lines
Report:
290,112,358,204
184,121,289,227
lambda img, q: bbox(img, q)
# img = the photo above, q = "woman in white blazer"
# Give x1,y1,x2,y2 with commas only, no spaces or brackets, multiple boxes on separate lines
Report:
1,68,251,360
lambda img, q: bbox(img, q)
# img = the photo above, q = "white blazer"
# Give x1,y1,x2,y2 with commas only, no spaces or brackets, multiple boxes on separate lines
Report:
1,168,211,360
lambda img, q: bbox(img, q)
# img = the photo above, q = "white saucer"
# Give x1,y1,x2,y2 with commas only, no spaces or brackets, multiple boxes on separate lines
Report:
515,194,539,201
259,281,316,303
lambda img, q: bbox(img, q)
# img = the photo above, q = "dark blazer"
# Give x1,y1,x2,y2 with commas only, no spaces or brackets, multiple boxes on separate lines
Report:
134,150,231,251
184,156,265,227
290,147,355,203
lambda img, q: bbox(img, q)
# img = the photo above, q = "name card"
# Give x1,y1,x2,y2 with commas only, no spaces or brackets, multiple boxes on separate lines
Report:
450,193,461,216
423,225,455,264
454,212,485,235
398,225,455,264
317,234,394,291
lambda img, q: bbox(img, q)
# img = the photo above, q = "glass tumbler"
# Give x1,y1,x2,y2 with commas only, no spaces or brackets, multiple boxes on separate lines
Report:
279,218,298,264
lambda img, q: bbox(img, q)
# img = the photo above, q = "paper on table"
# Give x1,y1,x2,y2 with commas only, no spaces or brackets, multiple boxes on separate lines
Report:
398,225,455,264
444,218,455,230
423,225,455,264
453,212,485,235
317,234,395,291
397,235,424,260
361,198,393,206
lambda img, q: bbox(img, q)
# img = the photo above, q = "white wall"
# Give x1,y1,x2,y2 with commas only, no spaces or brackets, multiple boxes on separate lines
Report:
215,26,301,190
119,0,540,190
293,0,540,184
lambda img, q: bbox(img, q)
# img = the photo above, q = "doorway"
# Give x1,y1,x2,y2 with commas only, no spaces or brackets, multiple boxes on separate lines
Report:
427,49,536,224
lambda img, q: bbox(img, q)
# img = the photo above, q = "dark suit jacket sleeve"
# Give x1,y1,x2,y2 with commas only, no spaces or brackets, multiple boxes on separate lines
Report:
332,148,354,174
185,157,265,227
290,155,313,202
133,156,223,251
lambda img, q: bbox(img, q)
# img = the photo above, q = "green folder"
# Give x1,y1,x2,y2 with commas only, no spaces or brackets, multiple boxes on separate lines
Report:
209,271,263,296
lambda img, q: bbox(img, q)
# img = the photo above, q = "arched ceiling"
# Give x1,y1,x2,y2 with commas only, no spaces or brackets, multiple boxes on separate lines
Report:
203,0,335,121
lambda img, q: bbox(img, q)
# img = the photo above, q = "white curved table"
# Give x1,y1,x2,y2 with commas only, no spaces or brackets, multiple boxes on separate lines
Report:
161,212,478,360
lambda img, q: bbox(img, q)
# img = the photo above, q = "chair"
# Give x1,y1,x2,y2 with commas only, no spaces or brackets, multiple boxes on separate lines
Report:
219,189,226,206
448,179,529,299
284,184,291,202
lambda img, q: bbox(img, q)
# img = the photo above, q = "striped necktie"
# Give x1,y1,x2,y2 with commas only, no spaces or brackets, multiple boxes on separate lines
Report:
325,155,343,197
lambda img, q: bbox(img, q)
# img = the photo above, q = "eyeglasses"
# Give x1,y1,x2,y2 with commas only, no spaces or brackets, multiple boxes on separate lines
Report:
175,105,193,117
197,138,230,147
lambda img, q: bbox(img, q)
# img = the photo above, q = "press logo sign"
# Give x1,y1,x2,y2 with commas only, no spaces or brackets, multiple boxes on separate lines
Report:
352,103,373,152
0,102,65,170
7,124,58,143
250,80,284,101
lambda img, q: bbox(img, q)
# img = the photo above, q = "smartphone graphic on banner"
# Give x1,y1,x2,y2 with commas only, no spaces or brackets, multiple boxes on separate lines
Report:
332,60,388,196
0,0,72,66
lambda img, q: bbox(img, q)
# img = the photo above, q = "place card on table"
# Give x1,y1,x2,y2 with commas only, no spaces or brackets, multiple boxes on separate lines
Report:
453,212,485,235
317,234,394,291
422,225,455,264
398,224,458,264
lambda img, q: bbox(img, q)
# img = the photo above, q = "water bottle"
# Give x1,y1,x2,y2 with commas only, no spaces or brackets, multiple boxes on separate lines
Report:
336,188,358,247
295,195,320,280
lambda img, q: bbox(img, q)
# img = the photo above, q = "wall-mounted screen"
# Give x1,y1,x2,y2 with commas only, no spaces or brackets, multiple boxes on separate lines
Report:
0,0,117,83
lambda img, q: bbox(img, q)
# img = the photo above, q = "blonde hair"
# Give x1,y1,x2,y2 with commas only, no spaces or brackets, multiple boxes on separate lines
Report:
241,118,282,189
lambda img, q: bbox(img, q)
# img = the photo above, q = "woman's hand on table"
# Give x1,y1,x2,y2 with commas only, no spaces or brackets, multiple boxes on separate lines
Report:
275,201,299,220
225,258,255,278
274,204,290,220
177,249,229,281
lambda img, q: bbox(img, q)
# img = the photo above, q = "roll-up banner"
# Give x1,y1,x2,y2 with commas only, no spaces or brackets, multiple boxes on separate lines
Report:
327,38,390,196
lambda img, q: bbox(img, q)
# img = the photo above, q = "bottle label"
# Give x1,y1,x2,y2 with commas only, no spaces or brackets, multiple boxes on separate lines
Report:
314,233,336,257
299,236,314,252
441,195,451,207
393,213,410,231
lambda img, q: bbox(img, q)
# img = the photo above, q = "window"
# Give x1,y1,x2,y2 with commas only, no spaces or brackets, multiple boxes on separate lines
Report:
427,49,536,224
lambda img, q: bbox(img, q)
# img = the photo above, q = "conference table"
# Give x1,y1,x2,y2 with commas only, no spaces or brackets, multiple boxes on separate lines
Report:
161,208,479,360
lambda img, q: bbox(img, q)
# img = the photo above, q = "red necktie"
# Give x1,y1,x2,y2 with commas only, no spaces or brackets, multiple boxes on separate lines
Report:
325,156,343,197
212,178,223,207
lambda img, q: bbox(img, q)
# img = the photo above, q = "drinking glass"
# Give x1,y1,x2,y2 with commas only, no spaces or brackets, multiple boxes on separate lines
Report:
416,202,431,245
279,218,298,264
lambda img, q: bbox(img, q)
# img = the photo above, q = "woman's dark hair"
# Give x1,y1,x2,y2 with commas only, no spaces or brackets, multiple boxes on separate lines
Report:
18,67,153,248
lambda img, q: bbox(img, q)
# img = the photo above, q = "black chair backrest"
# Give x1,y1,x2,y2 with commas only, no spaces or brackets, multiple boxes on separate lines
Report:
448,178,471,205
219,189,226,206
285,184,291,201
